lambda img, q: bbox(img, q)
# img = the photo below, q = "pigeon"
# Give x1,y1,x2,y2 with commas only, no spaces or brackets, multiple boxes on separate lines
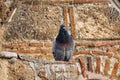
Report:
52,24,74,61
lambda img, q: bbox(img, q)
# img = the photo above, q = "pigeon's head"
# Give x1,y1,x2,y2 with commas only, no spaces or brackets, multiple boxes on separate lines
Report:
56,24,70,43
59,24,68,33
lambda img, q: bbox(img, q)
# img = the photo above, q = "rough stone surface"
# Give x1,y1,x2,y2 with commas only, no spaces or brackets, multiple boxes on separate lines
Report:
0,1,120,80
8,60,34,80
0,51,120,79
75,3,120,39
0,59,8,80
0,52,116,80
0,1,119,42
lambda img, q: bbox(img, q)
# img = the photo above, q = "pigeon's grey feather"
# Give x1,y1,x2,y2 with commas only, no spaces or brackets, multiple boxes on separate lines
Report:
52,24,74,61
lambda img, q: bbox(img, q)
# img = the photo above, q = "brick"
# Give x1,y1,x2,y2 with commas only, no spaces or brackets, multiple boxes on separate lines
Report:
108,48,118,53
114,54,120,60
75,41,120,47
38,71,47,80
51,0,72,3
75,42,95,47
73,50,90,56
2,43,13,48
44,42,52,47
95,41,118,47
110,62,119,77
74,50,113,57
40,48,52,54
29,42,43,47
104,59,110,75
16,50,41,54
63,6,68,27
92,50,113,57
95,57,101,74
0,0,3,3
2,43,29,49
74,0,109,4
86,57,93,72
7,49,18,53
69,7,76,39
79,57,87,78
12,43,28,47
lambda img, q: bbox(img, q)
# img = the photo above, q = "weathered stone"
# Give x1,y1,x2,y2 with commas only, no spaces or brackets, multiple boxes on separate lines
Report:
0,59,8,80
8,59,34,80
18,54,39,63
1,52,120,79
8,57,17,64
0,51,17,58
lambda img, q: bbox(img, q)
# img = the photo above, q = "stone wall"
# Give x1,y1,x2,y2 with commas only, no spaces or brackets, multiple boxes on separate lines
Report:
0,0,120,80
0,51,120,80
0,0,120,42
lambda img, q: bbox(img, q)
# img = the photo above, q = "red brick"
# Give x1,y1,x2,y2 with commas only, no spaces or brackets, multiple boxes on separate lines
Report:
79,57,87,78
104,59,110,75
73,50,90,56
7,49,18,53
75,41,120,47
95,42,110,47
16,50,41,54
74,50,113,57
40,48,52,54
110,62,119,77
75,42,94,47
63,6,68,27
0,0,3,3
95,57,101,74
69,7,76,39
108,48,118,53
44,42,52,47
38,71,47,80
12,43,28,47
2,43,29,49
29,42,43,47
74,0,109,4
114,54,120,60
92,50,113,57
51,0,72,3
2,43,13,48
95,41,118,47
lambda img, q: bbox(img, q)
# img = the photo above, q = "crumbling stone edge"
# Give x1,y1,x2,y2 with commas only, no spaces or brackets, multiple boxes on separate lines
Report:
0,51,81,80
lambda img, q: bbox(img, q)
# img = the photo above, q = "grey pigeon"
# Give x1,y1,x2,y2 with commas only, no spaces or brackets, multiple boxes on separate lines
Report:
52,24,74,61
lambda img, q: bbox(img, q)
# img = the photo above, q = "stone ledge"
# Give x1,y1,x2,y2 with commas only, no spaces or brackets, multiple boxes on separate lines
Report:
0,51,119,80
22,0,109,5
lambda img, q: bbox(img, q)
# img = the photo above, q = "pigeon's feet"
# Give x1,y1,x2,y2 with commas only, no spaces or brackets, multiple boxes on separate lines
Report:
69,60,76,63
59,61,65,63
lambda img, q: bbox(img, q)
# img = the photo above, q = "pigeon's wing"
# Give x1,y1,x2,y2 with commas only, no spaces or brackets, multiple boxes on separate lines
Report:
52,39,56,53
64,37,75,61
52,39,65,61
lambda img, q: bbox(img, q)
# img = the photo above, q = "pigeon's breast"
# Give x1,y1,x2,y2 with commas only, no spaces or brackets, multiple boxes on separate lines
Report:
55,42,73,51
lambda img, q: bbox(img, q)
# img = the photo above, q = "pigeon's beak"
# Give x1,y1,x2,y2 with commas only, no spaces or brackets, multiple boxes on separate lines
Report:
63,27,67,31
